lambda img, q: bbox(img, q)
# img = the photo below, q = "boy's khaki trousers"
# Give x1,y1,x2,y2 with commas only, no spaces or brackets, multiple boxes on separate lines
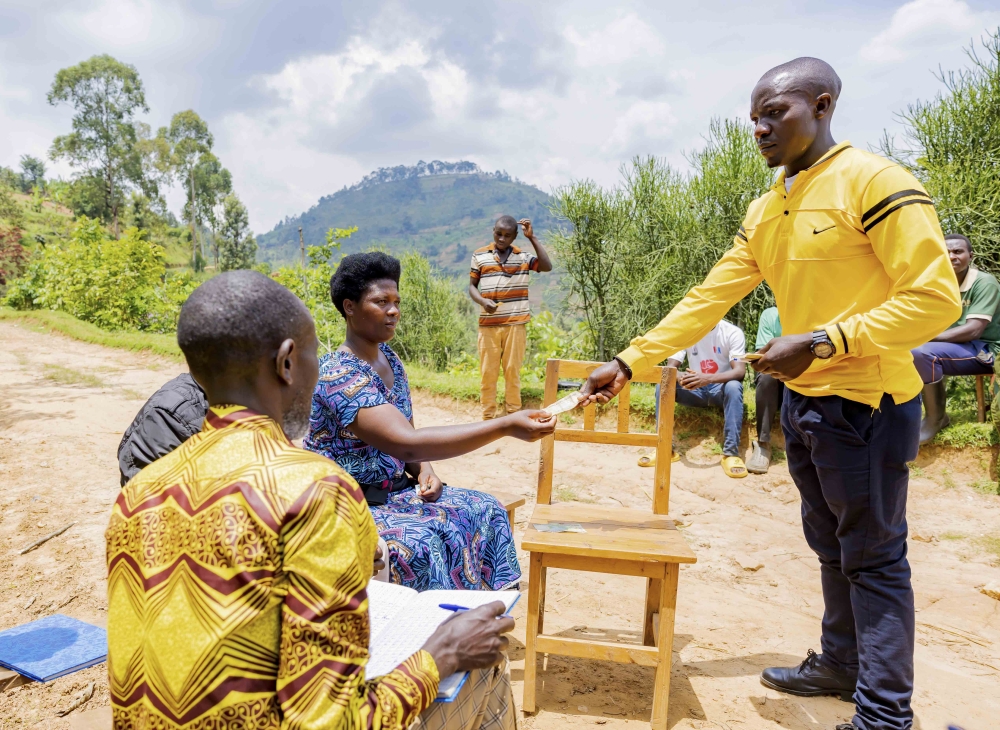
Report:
477,324,526,419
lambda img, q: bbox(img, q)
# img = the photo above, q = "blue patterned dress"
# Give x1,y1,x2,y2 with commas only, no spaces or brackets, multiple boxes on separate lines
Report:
304,344,521,591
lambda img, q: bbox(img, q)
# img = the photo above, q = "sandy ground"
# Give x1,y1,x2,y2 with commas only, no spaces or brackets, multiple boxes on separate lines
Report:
1,319,1000,730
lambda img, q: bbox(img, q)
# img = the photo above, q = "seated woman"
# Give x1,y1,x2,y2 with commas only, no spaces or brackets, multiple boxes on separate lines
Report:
304,252,555,591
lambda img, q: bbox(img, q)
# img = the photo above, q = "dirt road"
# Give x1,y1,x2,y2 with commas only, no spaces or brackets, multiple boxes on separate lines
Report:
1,319,999,729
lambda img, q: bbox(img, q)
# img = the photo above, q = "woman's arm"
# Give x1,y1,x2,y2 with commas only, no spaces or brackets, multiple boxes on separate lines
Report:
352,404,553,463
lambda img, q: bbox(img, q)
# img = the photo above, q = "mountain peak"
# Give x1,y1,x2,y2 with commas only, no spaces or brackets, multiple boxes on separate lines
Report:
345,160,511,193
258,163,553,275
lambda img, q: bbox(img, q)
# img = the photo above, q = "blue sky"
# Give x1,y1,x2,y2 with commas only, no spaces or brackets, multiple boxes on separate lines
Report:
1,0,999,233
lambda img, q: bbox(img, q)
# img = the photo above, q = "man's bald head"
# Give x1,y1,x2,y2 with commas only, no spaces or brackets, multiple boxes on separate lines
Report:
755,57,842,104
177,270,314,381
750,58,841,172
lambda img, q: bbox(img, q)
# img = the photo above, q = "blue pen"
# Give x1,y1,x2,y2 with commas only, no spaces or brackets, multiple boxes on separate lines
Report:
439,603,513,618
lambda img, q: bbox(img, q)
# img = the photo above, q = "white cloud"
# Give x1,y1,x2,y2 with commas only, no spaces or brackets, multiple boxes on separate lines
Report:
5,1,1000,234
603,101,677,156
861,0,1000,63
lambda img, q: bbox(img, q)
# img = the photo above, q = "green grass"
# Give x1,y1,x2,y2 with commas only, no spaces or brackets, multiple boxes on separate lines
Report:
932,421,998,449
41,364,106,389
971,477,1000,495
0,307,182,360
975,535,1000,560
3,305,999,460
941,468,957,489
406,363,546,406
940,531,966,540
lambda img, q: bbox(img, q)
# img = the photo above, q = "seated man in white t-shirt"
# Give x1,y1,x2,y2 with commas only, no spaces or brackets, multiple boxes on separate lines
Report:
644,320,748,478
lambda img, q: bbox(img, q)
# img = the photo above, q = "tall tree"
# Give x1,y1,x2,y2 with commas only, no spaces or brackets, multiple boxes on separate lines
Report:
19,155,46,192
159,110,224,263
217,194,256,271
47,55,149,236
193,152,232,266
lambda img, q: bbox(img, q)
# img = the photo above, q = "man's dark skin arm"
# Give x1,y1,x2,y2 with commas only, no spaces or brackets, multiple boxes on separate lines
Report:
519,218,552,272
933,319,988,344
469,280,498,314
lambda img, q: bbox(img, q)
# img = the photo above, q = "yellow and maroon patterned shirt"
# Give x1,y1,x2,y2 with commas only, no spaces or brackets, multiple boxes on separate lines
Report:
106,405,439,729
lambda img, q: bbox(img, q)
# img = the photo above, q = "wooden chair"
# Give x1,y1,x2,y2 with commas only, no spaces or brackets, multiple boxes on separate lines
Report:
487,490,526,528
975,374,988,423
521,359,697,730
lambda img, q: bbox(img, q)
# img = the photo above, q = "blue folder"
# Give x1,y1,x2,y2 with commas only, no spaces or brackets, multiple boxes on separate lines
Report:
0,614,107,682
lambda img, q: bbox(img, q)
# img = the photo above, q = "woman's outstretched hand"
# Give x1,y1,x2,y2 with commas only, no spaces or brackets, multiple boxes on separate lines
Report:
503,410,556,441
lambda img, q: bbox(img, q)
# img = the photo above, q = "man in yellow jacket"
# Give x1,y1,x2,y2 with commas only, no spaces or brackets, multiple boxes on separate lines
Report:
581,58,960,730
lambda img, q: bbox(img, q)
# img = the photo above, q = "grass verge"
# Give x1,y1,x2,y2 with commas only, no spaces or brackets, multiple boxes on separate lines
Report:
42,364,106,389
0,307,182,361
2,307,996,455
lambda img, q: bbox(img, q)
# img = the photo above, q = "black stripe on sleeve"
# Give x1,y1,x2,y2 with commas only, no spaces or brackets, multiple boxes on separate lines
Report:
863,198,934,233
836,323,849,355
736,226,748,242
862,189,930,225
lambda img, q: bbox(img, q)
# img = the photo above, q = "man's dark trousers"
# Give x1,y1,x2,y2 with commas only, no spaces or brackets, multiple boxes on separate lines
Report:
781,389,919,730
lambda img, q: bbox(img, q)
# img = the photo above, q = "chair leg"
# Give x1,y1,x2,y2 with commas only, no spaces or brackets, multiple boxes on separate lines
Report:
537,563,547,635
643,577,661,646
522,552,544,713
650,564,679,730
506,508,516,528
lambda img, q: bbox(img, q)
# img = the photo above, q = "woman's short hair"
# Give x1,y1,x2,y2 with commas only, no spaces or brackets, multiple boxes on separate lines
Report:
329,251,401,317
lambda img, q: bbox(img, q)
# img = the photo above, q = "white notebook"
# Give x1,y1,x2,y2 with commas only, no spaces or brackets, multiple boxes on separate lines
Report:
366,581,520,702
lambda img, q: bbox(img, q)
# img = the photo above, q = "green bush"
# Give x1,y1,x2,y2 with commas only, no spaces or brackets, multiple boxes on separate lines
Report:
883,29,1000,272
270,227,351,354
550,118,774,361
390,252,473,368
3,216,196,332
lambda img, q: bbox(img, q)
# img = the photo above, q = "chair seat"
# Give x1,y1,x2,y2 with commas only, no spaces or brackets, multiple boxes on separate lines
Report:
488,490,526,513
523,503,697,564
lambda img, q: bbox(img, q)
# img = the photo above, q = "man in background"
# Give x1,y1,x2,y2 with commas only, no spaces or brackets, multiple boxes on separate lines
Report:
747,306,782,474
469,216,552,419
642,320,748,478
911,233,1000,443
117,373,207,485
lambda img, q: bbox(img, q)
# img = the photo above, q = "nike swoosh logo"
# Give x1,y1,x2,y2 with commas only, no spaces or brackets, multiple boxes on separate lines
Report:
813,225,835,235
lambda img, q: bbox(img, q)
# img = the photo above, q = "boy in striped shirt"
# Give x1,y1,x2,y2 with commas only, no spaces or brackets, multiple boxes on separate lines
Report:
469,215,552,419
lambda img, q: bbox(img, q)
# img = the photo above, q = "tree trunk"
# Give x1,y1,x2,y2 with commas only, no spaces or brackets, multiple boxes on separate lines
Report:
107,162,118,238
189,168,198,264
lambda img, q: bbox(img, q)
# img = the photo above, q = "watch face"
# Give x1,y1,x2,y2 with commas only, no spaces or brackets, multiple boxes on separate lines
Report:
813,341,835,359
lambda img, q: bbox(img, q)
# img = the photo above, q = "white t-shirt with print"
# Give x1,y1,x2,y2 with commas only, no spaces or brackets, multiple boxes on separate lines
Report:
668,320,746,375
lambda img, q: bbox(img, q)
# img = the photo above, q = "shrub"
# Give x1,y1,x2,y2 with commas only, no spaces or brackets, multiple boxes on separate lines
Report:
3,216,196,332
550,117,774,360
0,225,28,287
393,252,474,368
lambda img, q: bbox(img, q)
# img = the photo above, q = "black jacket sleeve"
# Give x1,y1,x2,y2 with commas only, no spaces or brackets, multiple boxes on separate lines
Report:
118,373,209,486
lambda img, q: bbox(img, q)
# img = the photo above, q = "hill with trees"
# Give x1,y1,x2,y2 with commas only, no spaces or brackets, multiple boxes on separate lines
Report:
256,161,556,274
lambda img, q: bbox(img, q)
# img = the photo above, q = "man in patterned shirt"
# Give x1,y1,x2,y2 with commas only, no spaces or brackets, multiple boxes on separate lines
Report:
469,215,552,419
106,271,515,730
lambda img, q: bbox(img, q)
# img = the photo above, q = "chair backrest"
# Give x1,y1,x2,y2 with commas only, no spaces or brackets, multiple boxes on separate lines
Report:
537,359,678,515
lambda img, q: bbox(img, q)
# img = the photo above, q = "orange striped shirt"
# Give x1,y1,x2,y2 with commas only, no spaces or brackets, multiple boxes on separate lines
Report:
470,243,540,326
